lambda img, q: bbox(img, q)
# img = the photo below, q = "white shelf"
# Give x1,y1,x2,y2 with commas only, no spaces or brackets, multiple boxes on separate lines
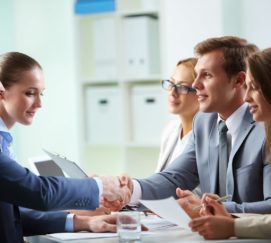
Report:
120,74,161,83
77,0,164,177
117,9,159,17
81,78,118,85
125,143,160,148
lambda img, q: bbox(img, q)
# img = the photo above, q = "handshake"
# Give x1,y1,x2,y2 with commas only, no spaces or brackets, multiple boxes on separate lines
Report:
98,175,133,211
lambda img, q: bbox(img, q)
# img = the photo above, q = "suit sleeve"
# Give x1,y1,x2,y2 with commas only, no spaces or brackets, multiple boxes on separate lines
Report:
138,130,199,200
0,153,99,211
21,208,68,236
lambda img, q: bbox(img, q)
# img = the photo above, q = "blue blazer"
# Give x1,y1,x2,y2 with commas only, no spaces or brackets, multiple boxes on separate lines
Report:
0,153,99,243
139,108,271,213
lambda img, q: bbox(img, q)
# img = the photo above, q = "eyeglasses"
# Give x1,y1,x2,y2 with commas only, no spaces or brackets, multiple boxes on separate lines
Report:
161,79,196,95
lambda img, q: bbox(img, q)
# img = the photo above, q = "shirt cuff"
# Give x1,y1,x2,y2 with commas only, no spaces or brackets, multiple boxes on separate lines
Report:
129,179,142,205
93,177,102,202
65,213,74,232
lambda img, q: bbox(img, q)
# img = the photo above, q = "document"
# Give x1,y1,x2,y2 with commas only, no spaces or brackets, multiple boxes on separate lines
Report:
48,217,179,241
43,149,88,178
49,232,117,240
140,197,191,229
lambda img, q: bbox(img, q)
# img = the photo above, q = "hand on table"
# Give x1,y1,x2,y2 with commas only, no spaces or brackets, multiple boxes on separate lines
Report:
189,215,235,240
73,214,117,232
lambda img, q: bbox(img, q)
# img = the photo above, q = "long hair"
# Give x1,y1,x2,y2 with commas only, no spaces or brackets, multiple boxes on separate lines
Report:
247,48,271,152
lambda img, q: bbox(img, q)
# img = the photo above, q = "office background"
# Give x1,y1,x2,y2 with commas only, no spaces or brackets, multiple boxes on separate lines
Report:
0,0,270,177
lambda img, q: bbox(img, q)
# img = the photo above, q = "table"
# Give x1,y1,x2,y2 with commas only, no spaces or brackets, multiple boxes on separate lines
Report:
27,228,271,243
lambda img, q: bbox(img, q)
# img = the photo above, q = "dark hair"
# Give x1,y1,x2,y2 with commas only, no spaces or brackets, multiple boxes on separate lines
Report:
194,36,259,78
247,48,271,152
176,57,197,80
0,52,42,89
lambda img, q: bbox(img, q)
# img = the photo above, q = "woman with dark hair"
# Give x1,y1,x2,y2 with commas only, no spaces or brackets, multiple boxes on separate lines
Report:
0,52,126,243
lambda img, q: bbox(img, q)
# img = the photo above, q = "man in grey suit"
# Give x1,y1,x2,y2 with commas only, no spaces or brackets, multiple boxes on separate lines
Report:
115,36,271,215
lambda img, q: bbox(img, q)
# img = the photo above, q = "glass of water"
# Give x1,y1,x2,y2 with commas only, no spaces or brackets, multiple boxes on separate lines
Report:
117,211,141,242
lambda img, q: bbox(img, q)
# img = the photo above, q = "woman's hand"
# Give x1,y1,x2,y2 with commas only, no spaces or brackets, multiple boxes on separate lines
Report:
189,215,235,240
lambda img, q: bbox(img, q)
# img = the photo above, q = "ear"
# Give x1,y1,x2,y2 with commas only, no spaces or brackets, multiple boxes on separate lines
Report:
233,71,246,88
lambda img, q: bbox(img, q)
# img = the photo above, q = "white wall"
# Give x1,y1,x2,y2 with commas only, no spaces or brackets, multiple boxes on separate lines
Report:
0,0,14,52
160,0,223,77
240,0,271,49
160,0,271,77
12,0,81,164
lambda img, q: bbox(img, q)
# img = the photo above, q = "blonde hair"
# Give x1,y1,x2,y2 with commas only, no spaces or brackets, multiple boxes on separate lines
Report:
176,57,197,80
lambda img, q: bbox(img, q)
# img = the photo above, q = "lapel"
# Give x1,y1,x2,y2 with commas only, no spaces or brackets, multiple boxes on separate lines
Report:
226,107,255,195
208,115,219,193
158,124,180,172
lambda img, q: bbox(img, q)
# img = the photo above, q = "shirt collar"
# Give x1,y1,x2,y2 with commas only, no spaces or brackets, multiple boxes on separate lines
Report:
0,117,13,146
217,103,248,136
0,117,10,133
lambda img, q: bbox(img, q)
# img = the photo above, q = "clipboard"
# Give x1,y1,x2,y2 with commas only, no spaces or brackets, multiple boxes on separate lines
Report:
42,149,88,179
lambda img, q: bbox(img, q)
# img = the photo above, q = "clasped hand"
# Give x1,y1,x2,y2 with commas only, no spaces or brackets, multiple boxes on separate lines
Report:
99,175,133,211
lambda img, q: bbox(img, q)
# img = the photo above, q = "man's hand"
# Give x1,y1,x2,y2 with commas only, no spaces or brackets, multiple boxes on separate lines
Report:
176,188,201,219
73,214,117,232
189,215,235,240
118,174,133,192
99,176,132,211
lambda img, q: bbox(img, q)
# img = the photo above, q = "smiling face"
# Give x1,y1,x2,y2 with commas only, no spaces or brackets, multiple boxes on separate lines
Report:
244,68,271,122
0,66,45,128
168,63,198,117
193,50,244,119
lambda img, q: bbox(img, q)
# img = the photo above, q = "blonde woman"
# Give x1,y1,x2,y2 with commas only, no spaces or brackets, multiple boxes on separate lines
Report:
156,58,198,172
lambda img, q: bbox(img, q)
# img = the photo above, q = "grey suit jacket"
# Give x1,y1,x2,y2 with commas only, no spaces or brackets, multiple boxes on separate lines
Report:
138,107,271,213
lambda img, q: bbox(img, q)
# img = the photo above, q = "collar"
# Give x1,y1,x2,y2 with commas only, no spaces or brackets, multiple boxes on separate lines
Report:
0,117,10,133
217,103,248,136
0,117,13,143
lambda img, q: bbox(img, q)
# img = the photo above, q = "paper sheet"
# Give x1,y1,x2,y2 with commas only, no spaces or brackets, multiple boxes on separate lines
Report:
48,217,178,240
140,197,191,229
49,232,117,240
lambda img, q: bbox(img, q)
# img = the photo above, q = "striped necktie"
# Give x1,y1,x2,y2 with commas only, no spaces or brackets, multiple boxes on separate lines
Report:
218,121,228,196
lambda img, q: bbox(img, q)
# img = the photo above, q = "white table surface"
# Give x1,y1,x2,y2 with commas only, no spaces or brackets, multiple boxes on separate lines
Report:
27,227,271,243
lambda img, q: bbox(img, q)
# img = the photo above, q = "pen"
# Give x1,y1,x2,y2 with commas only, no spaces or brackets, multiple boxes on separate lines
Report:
193,194,232,211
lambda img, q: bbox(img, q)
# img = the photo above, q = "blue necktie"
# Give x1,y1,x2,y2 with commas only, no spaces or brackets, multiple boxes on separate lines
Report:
218,121,228,196
0,131,13,158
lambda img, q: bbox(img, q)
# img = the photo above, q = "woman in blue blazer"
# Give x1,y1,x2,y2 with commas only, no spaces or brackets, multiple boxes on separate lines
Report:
0,52,122,242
